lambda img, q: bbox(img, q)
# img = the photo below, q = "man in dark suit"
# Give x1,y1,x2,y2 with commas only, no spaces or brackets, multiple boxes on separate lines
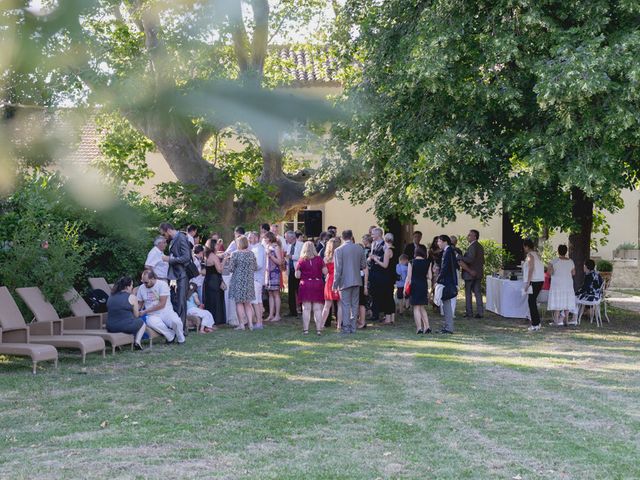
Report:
316,231,329,256
160,222,192,335
333,230,367,334
285,230,303,317
403,231,427,261
437,235,459,333
459,229,484,318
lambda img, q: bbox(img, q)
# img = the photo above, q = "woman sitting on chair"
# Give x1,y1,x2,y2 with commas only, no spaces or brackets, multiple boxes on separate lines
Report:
570,259,604,325
576,259,604,303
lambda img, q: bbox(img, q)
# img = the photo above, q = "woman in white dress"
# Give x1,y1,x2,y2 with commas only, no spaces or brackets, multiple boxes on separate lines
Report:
547,244,576,325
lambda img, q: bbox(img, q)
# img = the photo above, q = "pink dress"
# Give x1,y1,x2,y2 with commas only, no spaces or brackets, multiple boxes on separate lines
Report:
324,261,341,301
296,256,325,303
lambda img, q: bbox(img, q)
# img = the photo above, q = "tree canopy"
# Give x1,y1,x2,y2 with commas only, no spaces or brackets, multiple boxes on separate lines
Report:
327,0,640,273
1,0,339,231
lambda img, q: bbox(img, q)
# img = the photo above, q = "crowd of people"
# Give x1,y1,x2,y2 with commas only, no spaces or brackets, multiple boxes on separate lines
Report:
104,222,607,349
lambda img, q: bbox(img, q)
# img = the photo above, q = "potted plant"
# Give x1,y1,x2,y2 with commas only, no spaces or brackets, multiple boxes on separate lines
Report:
596,259,613,287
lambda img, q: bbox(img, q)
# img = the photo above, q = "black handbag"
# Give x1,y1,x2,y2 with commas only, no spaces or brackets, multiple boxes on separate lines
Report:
186,259,200,279
441,249,458,301
84,289,109,313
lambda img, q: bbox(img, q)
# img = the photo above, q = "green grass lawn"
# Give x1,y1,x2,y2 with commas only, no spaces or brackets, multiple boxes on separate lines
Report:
1,305,639,479
611,288,640,297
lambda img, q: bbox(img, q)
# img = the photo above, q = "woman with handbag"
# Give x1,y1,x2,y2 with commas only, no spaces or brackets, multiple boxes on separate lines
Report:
436,235,458,334
404,246,431,334
264,232,284,323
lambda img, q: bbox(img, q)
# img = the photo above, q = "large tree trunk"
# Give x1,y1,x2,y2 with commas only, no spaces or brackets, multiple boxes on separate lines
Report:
568,187,593,289
255,127,337,218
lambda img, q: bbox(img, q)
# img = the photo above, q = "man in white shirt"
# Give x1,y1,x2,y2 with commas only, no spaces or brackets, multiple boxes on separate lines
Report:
285,230,304,317
137,270,185,344
225,226,245,254
248,231,266,329
145,236,169,282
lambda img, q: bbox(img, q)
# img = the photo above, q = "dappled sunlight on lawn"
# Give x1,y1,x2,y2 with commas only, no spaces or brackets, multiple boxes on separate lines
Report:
222,350,292,360
281,340,346,349
572,332,640,343
410,351,579,370
377,338,498,353
242,368,348,384
396,345,640,374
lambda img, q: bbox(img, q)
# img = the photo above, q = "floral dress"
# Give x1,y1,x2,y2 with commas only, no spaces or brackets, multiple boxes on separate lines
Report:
229,250,258,302
576,271,604,303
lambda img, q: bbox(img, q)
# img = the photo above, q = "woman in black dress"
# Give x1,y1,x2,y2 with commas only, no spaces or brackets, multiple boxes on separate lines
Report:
405,247,431,334
203,239,227,325
369,232,397,324
368,228,386,322
106,276,146,349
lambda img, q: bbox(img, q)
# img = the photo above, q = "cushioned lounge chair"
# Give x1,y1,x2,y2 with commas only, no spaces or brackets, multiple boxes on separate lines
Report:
64,288,105,329
17,287,133,355
67,287,161,348
88,278,112,298
0,327,58,374
0,287,105,363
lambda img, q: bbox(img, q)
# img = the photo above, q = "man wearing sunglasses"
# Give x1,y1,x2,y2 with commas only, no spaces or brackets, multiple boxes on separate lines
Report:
137,270,185,344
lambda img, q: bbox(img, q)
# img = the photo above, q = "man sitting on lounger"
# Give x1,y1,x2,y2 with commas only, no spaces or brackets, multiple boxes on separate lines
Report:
137,270,185,345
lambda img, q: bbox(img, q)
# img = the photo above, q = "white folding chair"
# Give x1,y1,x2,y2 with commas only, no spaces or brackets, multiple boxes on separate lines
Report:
575,282,608,327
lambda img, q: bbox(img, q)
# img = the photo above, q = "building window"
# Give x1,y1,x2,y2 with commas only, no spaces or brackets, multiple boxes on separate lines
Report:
281,207,307,235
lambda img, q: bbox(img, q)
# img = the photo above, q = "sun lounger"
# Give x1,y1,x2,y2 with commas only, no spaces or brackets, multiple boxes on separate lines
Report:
0,327,58,374
88,278,112,297
67,287,162,348
17,287,133,355
64,288,105,329
0,287,105,363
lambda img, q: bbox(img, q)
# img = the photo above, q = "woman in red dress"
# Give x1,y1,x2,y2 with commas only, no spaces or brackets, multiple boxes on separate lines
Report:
321,237,343,330
295,241,328,335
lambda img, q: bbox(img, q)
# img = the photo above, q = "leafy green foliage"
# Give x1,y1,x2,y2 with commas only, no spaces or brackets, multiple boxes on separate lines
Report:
0,171,159,309
330,0,640,242
0,173,86,314
457,236,514,285
153,181,230,235
2,1,340,230
615,242,639,251
94,112,155,186
0,214,85,317
596,259,614,272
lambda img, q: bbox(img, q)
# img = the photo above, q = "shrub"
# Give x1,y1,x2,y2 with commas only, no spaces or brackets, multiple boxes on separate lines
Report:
0,171,158,310
615,242,638,251
596,259,613,272
0,211,86,316
456,236,514,285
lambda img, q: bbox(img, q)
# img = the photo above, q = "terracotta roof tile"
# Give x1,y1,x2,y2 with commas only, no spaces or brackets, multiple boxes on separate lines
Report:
67,121,102,165
271,46,339,87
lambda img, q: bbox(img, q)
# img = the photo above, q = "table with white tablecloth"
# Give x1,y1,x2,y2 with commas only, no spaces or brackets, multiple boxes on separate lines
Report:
485,276,529,319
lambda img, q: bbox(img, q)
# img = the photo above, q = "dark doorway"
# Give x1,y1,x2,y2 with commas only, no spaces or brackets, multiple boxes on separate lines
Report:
502,212,524,269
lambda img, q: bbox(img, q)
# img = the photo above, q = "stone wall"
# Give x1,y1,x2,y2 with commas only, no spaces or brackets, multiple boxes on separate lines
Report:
609,260,640,288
